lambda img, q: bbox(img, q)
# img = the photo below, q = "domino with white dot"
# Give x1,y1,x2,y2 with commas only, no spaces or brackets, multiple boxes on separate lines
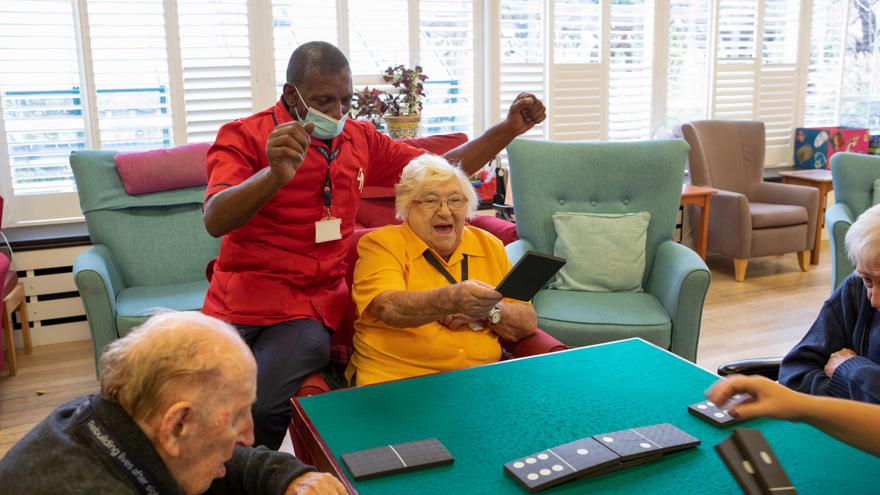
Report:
503,437,620,493
688,395,750,427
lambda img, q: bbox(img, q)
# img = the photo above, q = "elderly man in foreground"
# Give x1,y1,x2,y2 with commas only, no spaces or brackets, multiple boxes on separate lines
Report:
779,203,880,403
0,311,347,495
345,155,537,386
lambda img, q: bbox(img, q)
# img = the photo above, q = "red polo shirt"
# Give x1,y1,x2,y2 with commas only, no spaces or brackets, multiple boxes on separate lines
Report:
202,98,424,328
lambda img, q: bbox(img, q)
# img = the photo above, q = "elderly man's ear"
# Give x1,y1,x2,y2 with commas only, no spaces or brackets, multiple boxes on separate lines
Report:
155,402,198,457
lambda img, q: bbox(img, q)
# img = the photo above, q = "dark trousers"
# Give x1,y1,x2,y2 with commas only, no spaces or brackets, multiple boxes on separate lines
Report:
236,319,330,450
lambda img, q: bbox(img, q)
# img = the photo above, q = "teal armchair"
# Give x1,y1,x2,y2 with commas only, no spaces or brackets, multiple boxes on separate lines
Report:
827,152,880,292
69,150,221,374
505,139,711,362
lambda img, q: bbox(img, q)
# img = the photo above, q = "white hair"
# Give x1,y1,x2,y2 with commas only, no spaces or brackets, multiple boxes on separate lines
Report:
846,203,880,271
394,154,479,221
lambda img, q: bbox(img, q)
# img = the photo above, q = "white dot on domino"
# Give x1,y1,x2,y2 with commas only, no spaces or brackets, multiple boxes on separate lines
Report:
527,473,539,481
537,454,549,460
540,469,551,476
513,462,524,469
714,412,725,418
707,401,715,406
526,458,537,464
552,465,563,471
697,404,708,410
760,451,773,464
577,449,589,455
603,437,614,443
640,443,651,449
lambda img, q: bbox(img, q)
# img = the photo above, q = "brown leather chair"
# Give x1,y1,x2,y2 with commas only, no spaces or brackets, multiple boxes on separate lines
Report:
676,120,819,281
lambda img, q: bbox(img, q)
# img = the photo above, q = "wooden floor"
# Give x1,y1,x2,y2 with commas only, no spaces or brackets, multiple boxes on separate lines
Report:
0,242,835,460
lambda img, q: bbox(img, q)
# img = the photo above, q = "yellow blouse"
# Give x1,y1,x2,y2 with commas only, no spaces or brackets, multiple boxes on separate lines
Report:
345,222,517,386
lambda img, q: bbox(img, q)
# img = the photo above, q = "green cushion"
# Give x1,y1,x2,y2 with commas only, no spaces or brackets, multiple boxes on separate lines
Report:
550,211,649,292
533,289,671,348
115,281,209,336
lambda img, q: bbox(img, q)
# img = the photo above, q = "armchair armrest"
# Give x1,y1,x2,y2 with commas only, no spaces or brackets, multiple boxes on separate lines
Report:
73,245,127,377
708,190,752,258
826,202,856,291
755,181,820,250
717,358,783,380
466,215,519,245
295,372,332,398
505,238,537,265
501,328,567,358
644,240,711,362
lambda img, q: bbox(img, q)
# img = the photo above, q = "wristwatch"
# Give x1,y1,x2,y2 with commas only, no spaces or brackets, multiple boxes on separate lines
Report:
487,305,501,325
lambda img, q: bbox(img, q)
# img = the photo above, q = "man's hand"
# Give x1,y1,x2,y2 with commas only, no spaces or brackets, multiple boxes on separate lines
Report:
284,472,348,495
453,280,502,318
266,121,315,186
825,348,857,377
705,375,809,422
503,93,547,136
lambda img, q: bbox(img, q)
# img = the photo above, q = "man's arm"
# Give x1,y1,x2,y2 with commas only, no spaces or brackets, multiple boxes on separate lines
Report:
778,299,851,396
827,355,880,404
203,121,314,238
209,445,341,495
443,93,546,175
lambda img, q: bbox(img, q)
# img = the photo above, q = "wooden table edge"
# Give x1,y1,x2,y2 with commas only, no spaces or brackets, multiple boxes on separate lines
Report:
291,397,360,495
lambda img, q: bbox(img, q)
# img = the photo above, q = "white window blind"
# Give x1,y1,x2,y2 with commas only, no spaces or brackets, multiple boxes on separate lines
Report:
551,0,603,142
759,0,799,166
349,0,410,76
711,0,758,121
420,0,476,137
803,0,846,127
87,0,173,151
607,0,655,141
666,0,710,131
0,0,83,195
839,0,880,131
178,0,253,144
272,0,338,97
499,0,545,142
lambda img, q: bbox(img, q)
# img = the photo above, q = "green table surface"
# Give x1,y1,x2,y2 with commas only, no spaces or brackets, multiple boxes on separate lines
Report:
297,339,878,494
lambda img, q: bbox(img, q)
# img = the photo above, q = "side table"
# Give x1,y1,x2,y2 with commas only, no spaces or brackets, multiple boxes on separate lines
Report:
680,184,718,261
777,169,833,265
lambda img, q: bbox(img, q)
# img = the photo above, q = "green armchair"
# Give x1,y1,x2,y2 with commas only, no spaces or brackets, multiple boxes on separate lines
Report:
69,150,220,374
827,152,880,292
505,139,711,362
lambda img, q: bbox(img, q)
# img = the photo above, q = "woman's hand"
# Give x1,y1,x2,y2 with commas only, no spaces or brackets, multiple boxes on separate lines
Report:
452,280,502,318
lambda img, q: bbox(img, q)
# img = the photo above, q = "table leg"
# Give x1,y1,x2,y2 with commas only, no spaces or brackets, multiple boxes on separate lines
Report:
811,187,827,265
696,197,710,261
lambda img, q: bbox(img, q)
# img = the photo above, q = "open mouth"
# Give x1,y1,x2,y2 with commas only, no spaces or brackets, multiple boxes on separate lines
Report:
434,224,453,234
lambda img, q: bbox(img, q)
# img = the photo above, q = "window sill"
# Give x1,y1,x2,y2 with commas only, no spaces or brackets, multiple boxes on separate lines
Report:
3,222,91,252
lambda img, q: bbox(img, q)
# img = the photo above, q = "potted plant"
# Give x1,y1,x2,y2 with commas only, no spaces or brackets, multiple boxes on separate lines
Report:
351,87,388,129
382,64,428,139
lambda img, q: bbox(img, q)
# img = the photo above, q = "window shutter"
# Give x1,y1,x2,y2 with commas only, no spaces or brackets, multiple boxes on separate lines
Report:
0,0,84,194
177,0,253,144
348,0,410,76
666,0,710,131
272,0,338,97
759,0,799,166
551,0,603,142
419,0,476,137
607,0,655,141
86,0,174,151
803,0,846,127
711,0,759,121
499,0,545,142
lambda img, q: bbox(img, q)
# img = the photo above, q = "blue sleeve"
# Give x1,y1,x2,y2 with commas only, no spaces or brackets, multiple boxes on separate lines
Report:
826,356,880,404
778,296,852,397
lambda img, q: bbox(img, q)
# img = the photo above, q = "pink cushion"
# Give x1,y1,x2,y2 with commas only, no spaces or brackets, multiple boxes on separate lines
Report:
114,142,211,195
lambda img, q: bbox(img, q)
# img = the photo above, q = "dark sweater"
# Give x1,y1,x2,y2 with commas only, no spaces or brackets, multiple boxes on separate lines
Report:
779,273,880,404
0,394,316,494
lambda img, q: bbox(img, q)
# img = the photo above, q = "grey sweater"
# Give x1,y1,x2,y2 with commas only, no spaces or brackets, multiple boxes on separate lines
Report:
0,394,316,494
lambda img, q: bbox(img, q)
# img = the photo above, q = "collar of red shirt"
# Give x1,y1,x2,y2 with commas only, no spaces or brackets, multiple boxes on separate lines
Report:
272,97,352,149
400,221,487,267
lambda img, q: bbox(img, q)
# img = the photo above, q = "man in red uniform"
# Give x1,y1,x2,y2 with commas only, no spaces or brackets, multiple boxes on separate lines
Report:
202,41,546,449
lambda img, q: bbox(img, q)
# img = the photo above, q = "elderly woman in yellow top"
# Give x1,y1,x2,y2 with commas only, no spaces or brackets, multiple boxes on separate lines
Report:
345,155,537,386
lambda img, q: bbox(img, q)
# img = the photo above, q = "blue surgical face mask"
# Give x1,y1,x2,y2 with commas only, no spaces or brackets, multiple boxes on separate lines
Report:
293,86,348,140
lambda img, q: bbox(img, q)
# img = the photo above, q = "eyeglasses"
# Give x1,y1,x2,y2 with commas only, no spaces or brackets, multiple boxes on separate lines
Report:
415,195,468,212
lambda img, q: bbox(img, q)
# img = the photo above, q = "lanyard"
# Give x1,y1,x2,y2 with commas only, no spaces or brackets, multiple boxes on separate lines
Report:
423,249,468,285
313,145,340,208
78,408,163,495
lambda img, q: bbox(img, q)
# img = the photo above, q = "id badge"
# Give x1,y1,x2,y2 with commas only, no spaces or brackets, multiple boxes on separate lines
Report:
315,217,342,243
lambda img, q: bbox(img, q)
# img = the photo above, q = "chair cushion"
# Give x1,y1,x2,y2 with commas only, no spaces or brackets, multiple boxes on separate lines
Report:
873,179,880,206
532,289,671,349
115,280,209,336
395,133,468,155
550,212,650,292
750,202,809,229
114,142,210,195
